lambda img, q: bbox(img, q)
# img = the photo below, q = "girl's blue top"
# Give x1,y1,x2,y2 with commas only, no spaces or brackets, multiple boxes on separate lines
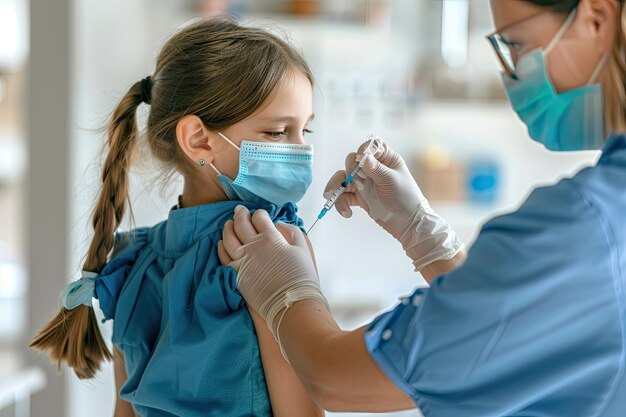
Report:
94,200,304,417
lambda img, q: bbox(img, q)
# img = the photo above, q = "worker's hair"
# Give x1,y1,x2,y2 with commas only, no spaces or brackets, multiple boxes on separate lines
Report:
29,17,313,379
524,0,626,133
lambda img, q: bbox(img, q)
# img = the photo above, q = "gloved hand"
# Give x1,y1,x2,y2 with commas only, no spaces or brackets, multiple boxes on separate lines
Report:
218,205,328,341
325,138,464,271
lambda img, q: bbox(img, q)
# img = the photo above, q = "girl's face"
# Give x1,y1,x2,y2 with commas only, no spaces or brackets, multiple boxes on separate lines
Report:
211,69,314,181
175,68,314,204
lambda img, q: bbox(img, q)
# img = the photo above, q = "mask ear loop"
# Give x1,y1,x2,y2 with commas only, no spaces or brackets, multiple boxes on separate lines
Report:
208,162,221,176
218,132,241,151
542,7,608,86
209,132,241,178
545,8,578,56
588,52,609,85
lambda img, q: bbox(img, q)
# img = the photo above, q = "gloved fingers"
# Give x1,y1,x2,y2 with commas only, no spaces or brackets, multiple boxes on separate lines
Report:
323,170,344,198
371,140,405,169
354,141,378,179
359,153,392,185
250,209,281,236
232,205,258,244
338,188,373,218
344,152,359,176
352,177,372,212
355,139,387,179
275,221,306,246
217,240,233,264
217,240,242,271
355,138,384,165
323,170,356,199
287,223,309,249
369,138,387,159
356,138,378,155
355,139,407,183
353,175,365,191
333,193,354,218
222,220,245,261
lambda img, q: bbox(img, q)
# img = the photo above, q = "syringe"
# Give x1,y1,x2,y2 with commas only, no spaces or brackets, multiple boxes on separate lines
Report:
306,135,377,234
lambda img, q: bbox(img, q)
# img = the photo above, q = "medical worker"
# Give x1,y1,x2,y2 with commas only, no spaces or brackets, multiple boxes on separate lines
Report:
219,0,626,415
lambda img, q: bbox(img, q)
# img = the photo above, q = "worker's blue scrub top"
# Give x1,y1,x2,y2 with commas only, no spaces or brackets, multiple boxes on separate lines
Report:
366,134,626,417
93,201,304,417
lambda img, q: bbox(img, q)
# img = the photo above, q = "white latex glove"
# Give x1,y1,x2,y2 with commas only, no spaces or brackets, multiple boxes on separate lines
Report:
218,205,328,341
325,138,464,271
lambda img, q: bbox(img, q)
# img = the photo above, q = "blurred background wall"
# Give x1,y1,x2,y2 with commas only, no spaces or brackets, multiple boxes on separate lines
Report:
0,0,600,416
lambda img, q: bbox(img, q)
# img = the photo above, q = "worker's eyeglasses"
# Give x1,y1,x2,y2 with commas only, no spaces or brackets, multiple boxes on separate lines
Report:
485,10,566,81
486,33,519,80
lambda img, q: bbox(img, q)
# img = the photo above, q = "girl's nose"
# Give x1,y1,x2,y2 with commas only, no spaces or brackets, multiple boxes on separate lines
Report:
293,133,306,145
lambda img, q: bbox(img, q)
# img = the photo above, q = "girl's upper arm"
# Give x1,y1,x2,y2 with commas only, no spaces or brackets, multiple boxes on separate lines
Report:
113,347,136,417
249,307,324,417
303,234,318,274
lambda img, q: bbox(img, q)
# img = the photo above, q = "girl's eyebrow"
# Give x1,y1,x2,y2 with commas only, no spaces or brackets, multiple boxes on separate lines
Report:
258,114,315,123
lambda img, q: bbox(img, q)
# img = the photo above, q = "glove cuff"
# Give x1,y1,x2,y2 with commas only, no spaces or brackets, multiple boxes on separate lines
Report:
262,285,330,361
399,203,465,272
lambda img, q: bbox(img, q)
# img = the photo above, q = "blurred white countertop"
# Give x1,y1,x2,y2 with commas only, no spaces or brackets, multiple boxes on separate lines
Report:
0,350,46,410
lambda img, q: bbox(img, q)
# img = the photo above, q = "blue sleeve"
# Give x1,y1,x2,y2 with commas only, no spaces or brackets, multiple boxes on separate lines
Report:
94,228,150,321
189,201,305,318
259,201,306,233
365,180,622,416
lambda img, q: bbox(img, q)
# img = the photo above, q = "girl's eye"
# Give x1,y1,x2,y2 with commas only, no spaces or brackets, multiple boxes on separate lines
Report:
264,131,287,139
303,129,314,135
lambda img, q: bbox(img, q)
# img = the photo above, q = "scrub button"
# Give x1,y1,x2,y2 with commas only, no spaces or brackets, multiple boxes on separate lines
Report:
382,329,393,341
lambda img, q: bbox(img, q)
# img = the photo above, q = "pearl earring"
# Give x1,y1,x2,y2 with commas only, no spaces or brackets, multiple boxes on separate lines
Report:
199,159,206,167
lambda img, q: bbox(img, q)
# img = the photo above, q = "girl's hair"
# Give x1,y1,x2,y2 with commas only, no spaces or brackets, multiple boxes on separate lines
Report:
523,0,626,133
29,17,313,379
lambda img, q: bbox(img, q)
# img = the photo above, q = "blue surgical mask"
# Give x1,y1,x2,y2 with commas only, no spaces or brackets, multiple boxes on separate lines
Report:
502,9,608,151
209,133,314,207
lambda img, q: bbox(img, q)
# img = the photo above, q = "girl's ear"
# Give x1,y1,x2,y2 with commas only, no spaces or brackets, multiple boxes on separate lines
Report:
176,115,214,165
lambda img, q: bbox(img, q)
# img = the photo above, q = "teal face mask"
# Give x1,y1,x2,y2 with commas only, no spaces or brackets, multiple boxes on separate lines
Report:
501,9,607,151
209,133,314,207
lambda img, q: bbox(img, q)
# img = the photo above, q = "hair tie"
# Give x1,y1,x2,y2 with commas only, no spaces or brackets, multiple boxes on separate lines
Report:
60,271,99,309
139,76,152,105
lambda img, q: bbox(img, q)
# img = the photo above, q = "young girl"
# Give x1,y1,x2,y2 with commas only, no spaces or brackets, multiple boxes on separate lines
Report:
30,17,325,417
